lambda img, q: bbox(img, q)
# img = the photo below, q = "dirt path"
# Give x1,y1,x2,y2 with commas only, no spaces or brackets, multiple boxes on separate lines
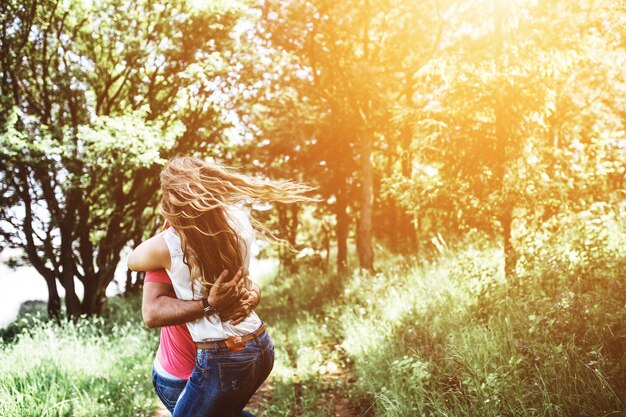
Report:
149,342,364,417
149,403,170,417
328,391,360,417
322,368,363,417
278,335,365,417
149,380,275,417
149,376,364,417
245,380,275,416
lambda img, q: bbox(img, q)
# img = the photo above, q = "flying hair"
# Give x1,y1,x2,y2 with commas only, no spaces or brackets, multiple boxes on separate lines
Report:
159,156,316,292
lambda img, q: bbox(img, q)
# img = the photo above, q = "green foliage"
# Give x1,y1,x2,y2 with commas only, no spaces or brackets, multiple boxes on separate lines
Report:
76,113,180,170
2,211,624,416
250,0,625,271
253,206,626,417
0,0,244,315
1,0,625,411
0,296,159,417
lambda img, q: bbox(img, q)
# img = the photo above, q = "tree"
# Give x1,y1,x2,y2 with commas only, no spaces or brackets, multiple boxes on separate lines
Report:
0,0,242,316
386,0,625,277
258,0,434,271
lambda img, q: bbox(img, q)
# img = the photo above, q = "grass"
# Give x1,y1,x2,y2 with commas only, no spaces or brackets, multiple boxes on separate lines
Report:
0,297,160,417
254,208,626,417
1,207,625,416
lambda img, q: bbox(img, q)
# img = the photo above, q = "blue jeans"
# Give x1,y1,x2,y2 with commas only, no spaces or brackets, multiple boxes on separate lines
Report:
152,368,188,413
172,330,274,417
152,365,262,416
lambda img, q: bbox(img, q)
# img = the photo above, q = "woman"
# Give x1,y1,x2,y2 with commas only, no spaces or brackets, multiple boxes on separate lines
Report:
128,156,313,416
140,266,260,415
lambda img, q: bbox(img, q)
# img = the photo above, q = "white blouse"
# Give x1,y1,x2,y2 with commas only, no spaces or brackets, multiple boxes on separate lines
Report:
163,206,262,342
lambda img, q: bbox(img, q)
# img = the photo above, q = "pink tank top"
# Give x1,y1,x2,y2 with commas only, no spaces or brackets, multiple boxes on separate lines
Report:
145,269,195,379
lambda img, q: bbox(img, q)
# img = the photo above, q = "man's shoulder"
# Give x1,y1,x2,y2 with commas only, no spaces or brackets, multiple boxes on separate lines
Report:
144,269,172,285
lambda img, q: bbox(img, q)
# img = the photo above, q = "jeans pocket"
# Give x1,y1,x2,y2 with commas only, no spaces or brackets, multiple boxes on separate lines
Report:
218,357,256,393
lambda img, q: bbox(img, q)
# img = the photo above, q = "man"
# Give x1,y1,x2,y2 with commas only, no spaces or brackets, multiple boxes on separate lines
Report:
142,267,260,415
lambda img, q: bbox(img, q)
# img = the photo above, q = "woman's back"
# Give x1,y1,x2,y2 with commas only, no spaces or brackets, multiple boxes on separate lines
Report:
164,205,262,342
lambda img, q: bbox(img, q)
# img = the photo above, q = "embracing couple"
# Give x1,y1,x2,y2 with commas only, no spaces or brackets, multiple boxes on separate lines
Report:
128,156,312,416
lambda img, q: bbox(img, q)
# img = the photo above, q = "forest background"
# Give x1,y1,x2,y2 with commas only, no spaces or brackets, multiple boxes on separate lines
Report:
0,0,625,416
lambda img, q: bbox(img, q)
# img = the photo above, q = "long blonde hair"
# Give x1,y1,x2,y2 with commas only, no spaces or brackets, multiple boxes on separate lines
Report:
160,156,314,291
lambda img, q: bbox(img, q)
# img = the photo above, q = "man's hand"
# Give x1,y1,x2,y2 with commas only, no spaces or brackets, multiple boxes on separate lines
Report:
206,268,261,325
220,288,259,325
142,267,260,329
207,268,245,312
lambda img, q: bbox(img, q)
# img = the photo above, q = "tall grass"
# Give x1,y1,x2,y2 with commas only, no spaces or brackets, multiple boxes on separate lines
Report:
0,297,160,417
2,206,624,417
257,206,626,417
339,246,625,417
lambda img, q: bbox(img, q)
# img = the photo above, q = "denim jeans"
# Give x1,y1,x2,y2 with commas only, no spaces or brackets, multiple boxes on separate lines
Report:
152,368,261,417
151,367,188,413
172,330,275,417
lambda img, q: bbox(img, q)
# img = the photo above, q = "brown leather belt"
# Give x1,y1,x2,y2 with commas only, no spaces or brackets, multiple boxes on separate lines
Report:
195,324,266,353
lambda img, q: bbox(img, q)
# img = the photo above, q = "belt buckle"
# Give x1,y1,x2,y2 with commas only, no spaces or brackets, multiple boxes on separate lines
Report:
225,336,245,352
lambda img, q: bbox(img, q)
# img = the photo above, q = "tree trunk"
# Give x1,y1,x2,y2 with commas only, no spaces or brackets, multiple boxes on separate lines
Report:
323,224,331,272
82,272,107,315
43,272,61,319
383,152,399,252
82,289,107,315
58,274,82,316
134,271,145,293
125,269,133,295
289,204,299,244
336,179,349,273
388,197,398,252
493,0,515,280
288,204,300,272
16,163,65,318
400,131,418,253
58,260,82,316
124,270,144,295
400,71,419,253
277,205,288,269
414,214,421,259
277,204,300,272
58,184,82,316
501,208,515,278
357,136,374,270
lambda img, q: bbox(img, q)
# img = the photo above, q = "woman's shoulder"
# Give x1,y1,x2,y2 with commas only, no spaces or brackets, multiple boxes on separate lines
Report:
162,227,184,257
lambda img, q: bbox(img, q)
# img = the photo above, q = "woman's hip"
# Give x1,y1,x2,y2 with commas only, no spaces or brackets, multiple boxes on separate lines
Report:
193,328,274,382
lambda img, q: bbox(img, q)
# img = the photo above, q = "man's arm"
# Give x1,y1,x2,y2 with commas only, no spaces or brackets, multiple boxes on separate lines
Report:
141,269,260,328
142,281,204,328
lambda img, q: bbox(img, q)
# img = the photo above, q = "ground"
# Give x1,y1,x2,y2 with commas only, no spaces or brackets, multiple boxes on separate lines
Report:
150,373,361,417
